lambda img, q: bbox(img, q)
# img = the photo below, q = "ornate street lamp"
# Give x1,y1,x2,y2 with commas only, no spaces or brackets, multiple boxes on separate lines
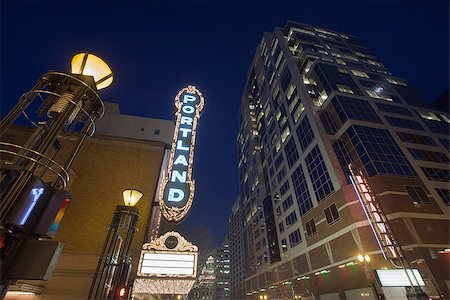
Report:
0,52,112,297
88,189,143,300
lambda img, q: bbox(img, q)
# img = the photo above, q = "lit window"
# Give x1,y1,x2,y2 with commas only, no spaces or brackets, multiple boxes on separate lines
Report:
366,90,393,101
367,59,381,66
276,111,282,121
440,114,450,123
336,59,346,65
338,68,348,74
293,103,305,122
386,77,407,86
286,84,296,99
418,111,440,121
281,238,288,252
336,84,354,94
351,69,369,78
281,127,290,143
294,28,316,36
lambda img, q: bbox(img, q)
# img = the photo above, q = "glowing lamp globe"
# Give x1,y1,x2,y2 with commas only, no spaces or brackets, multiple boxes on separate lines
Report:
122,189,143,207
358,254,364,262
71,52,113,90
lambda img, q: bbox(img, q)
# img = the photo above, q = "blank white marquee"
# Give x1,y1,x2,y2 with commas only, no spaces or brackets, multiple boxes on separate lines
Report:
376,269,425,287
140,253,195,276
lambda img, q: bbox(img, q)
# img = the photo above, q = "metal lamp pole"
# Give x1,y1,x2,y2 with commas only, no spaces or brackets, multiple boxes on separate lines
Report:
87,189,143,300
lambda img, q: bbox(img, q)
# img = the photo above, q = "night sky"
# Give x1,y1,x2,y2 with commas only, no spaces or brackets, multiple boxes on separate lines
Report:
1,0,448,251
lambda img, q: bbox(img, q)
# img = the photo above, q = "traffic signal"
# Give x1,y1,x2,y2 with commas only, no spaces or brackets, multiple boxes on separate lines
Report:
118,286,127,299
0,230,18,258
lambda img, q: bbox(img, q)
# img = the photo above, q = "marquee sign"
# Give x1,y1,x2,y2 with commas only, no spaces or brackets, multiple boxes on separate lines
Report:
375,269,425,287
159,85,204,223
134,231,198,294
348,164,402,260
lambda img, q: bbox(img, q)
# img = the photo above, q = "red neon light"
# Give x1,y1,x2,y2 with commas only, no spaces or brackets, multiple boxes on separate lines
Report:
349,165,401,260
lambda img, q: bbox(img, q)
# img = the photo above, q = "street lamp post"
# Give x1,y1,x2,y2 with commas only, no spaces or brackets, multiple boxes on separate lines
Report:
87,189,143,300
0,52,112,298
358,254,384,299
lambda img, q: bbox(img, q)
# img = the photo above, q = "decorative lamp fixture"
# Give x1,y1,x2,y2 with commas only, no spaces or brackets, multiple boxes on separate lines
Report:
123,189,143,207
71,53,113,90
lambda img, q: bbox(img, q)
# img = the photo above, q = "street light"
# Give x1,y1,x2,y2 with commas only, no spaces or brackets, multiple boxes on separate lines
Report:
0,52,112,297
88,189,142,300
358,254,384,299
358,254,370,263
71,53,113,90
122,189,143,207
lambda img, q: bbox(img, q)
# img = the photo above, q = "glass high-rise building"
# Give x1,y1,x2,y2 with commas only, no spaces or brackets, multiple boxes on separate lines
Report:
230,21,449,300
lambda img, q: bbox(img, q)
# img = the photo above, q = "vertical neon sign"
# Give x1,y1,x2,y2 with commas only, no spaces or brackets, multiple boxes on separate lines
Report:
348,164,402,260
159,85,204,223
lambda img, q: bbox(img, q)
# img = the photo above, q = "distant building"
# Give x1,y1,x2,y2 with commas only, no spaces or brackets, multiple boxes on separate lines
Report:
188,239,231,300
5,103,174,299
229,21,450,300
189,256,216,300
214,238,231,299
228,198,246,299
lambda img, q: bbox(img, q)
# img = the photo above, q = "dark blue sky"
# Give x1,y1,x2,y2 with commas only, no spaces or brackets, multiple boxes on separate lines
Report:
2,0,448,249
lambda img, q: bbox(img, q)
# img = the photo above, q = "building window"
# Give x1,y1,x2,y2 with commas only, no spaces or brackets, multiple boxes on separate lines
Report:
274,153,284,170
418,111,440,121
435,189,450,206
386,77,407,86
408,148,449,164
280,66,292,92
285,211,298,226
296,116,315,151
397,132,436,146
288,229,302,247
331,96,381,125
275,206,282,217
324,203,340,225
306,145,335,202
282,195,294,212
422,119,450,136
281,238,288,252
280,180,290,196
333,126,417,178
421,167,450,182
278,222,285,233
291,164,313,215
366,89,393,101
305,219,317,237
386,116,424,131
336,84,354,94
351,69,369,78
285,138,299,168
404,185,432,205
154,129,160,135
376,103,412,117
277,167,287,183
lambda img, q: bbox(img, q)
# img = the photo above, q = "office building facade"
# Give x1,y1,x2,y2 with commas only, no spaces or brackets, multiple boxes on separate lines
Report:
232,21,450,300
